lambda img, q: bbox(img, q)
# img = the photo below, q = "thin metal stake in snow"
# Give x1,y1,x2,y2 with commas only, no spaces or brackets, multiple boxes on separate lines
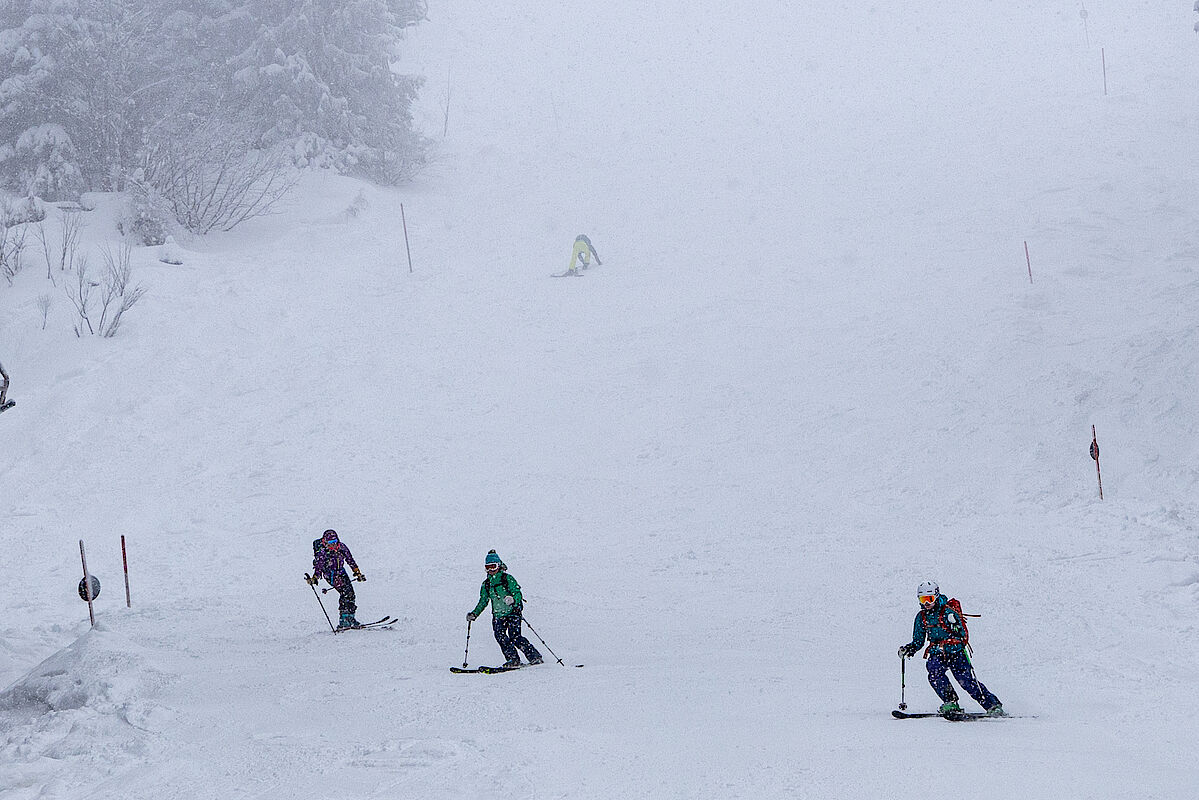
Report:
1024,241,1033,284
1090,425,1103,499
121,535,131,608
401,204,414,273
1102,48,1108,96
80,540,96,627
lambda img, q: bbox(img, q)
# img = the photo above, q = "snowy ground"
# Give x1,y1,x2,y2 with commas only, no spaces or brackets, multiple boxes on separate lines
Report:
3,2,1199,798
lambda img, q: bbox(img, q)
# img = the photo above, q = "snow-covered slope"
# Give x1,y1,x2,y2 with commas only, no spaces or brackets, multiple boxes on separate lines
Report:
3,2,1199,797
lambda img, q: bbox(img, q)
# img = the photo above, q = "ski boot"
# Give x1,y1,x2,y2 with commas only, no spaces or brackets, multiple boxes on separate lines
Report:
527,655,544,665
938,700,963,717
986,704,1007,717
337,613,361,630
502,658,521,668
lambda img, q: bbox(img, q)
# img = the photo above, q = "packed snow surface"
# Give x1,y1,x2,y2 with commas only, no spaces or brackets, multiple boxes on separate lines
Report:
3,2,1199,798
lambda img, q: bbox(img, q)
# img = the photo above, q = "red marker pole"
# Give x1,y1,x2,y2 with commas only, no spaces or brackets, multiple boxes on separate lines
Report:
121,535,131,608
80,540,96,627
1090,425,1103,499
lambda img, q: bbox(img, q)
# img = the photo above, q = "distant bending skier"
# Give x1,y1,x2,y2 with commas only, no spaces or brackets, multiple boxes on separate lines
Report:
565,234,602,276
898,580,1005,717
307,529,366,629
466,550,543,667
0,359,13,411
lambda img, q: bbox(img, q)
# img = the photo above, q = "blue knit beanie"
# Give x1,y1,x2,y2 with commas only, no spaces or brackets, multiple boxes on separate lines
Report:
485,550,502,566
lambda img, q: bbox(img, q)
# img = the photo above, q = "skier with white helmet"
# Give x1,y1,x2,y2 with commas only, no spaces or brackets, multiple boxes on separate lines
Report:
898,580,1005,717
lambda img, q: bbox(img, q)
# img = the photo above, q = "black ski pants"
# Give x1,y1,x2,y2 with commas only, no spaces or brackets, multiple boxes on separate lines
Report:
328,570,357,616
492,612,541,664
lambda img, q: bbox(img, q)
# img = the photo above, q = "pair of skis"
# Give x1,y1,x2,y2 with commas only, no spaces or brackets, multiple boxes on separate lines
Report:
450,662,584,674
892,709,1028,721
451,664,526,674
305,573,392,634
339,616,394,631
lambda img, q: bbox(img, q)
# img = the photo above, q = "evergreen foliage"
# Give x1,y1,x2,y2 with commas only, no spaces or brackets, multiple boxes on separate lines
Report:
0,0,428,210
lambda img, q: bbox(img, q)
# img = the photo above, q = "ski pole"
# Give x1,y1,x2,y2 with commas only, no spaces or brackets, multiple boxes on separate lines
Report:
463,619,473,668
305,574,337,633
899,655,907,710
521,615,565,666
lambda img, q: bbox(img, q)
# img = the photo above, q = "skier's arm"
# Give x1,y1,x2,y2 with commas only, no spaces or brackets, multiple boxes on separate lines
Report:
910,614,927,648
900,614,927,656
340,544,359,573
507,578,523,609
341,545,364,579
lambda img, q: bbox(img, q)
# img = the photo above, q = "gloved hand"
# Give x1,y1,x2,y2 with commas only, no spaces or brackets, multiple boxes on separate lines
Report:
306,575,318,586
503,595,514,606
467,612,478,622
353,569,366,582
898,644,918,658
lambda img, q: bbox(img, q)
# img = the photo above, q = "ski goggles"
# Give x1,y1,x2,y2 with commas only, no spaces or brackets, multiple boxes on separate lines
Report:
485,563,501,572
918,594,936,605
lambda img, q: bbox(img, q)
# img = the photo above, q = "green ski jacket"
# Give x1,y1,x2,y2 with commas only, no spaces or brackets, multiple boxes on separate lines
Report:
471,570,524,618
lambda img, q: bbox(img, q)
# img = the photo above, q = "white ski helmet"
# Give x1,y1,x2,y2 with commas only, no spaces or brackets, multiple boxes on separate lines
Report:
917,580,939,597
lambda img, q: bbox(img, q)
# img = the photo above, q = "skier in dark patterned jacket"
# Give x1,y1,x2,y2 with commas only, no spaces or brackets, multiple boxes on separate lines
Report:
898,580,1005,717
467,550,543,667
307,529,366,629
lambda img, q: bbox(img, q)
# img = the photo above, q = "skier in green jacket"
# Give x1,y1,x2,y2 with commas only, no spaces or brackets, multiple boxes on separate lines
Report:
467,550,543,667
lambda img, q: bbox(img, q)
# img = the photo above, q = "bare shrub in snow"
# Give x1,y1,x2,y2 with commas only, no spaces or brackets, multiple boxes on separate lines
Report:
36,293,52,329
139,124,297,234
34,220,56,284
59,210,83,273
1,205,30,286
65,257,96,337
63,244,146,338
96,241,145,337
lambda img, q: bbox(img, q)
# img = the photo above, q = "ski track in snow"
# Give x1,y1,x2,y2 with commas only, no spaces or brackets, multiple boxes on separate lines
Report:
3,2,1199,797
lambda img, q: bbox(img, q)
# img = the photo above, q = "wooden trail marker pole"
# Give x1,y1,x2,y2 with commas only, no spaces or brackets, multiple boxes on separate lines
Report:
121,535,131,608
401,204,414,273
1024,241,1033,284
1090,425,1103,499
79,540,96,627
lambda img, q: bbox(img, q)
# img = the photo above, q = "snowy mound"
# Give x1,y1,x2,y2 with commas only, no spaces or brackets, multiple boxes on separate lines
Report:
1,625,175,796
